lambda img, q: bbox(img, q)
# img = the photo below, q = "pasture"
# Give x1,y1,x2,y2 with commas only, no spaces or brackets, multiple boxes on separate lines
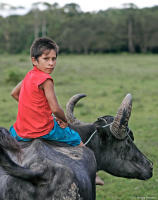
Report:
0,53,157,200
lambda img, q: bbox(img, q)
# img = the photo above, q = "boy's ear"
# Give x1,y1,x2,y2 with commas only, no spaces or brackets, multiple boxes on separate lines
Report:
31,57,38,66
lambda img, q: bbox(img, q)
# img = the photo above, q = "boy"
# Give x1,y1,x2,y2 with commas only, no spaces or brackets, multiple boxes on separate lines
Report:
10,37,104,185
10,37,83,146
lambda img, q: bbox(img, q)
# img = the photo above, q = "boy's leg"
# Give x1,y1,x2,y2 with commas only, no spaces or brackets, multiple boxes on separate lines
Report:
9,126,32,142
42,119,82,147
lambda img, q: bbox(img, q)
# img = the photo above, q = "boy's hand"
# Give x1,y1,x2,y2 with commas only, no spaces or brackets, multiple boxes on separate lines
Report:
56,118,68,128
11,81,22,102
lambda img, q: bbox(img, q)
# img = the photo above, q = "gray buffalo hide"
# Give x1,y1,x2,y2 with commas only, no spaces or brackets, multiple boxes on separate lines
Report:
0,139,96,200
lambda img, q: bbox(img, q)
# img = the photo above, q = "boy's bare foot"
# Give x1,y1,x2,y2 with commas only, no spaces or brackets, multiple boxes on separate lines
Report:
79,141,84,146
95,174,104,185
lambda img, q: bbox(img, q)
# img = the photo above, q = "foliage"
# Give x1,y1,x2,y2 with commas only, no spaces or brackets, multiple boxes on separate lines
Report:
0,3,158,54
0,54,157,199
6,70,24,84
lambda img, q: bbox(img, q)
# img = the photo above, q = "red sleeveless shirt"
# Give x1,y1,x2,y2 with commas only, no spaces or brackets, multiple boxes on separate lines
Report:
13,66,54,138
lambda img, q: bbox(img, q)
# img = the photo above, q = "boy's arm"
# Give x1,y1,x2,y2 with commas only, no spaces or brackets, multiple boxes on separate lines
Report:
42,79,68,124
11,81,22,102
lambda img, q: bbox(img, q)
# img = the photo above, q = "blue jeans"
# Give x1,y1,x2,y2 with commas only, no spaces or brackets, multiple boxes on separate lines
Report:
10,119,81,146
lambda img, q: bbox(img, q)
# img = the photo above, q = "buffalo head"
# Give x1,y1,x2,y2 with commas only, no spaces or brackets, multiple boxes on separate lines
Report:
66,94,153,180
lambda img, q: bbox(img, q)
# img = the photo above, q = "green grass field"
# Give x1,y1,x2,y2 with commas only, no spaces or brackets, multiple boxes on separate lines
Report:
0,54,158,200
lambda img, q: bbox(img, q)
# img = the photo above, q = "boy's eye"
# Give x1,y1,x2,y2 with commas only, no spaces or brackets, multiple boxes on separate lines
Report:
52,57,56,61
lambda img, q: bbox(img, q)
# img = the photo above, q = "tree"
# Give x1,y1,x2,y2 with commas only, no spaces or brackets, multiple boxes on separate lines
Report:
0,3,158,54
63,3,82,16
123,3,138,53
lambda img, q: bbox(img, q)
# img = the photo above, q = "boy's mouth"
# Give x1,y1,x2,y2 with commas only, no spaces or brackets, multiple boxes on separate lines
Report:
46,68,54,73
47,68,54,70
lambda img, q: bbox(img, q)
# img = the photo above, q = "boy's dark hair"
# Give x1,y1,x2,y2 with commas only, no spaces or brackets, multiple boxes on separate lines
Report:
30,37,59,60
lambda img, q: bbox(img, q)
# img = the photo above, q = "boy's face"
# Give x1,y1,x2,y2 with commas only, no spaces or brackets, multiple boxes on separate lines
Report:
32,49,57,74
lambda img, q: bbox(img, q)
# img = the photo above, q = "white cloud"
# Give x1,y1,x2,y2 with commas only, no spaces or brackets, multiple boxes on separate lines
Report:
0,0,158,16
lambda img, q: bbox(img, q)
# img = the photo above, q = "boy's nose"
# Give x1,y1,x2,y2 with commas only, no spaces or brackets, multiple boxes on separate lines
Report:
49,60,55,65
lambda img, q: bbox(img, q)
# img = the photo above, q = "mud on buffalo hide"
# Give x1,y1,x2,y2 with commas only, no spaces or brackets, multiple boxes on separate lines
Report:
0,139,97,200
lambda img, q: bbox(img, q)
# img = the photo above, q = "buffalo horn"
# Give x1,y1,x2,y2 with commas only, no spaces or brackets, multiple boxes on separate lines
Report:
66,94,90,125
110,94,132,140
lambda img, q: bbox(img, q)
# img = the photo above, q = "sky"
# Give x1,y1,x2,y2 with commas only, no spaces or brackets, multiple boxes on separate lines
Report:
0,0,158,16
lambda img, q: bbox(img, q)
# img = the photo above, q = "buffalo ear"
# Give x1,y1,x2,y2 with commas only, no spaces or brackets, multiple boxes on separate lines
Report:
96,126,109,140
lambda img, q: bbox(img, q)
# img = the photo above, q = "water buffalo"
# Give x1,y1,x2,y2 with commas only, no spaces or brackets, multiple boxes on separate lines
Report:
0,94,153,200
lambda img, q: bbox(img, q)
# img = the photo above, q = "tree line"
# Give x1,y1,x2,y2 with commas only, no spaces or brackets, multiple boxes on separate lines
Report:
0,2,158,54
